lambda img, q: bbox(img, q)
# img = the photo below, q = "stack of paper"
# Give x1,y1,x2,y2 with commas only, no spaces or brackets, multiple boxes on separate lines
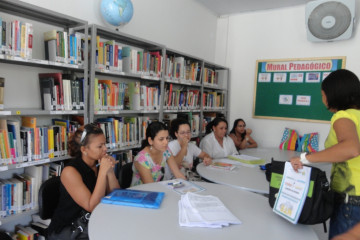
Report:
179,192,241,228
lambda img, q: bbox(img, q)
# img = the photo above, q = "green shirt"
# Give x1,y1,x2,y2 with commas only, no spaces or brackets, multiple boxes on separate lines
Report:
325,109,360,195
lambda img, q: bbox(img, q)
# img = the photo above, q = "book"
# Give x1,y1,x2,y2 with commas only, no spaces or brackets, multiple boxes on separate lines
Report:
38,77,55,111
101,189,165,209
38,73,63,110
0,77,4,110
209,162,236,171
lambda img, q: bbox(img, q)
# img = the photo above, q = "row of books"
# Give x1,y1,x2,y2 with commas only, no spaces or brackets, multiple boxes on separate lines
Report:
203,68,220,86
0,117,80,165
0,164,59,218
164,56,201,82
94,79,160,111
163,112,200,136
203,91,226,109
95,116,153,149
95,36,162,76
163,84,200,110
39,73,85,111
16,223,45,240
0,18,33,59
44,29,86,65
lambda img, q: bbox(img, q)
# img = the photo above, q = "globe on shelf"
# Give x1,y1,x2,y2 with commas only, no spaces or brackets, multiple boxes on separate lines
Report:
100,0,134,26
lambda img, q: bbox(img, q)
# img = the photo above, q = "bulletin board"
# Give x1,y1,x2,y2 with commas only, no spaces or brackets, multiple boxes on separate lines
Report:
253,57,346,123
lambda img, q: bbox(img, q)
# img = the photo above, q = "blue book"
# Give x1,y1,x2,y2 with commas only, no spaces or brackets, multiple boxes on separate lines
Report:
101,189,165,209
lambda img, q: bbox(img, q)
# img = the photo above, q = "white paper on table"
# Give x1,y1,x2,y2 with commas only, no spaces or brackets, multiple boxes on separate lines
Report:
273,162,311,224
178,192,241,228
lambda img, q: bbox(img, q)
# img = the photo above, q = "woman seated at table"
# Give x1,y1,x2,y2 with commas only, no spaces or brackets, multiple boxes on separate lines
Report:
164,118,212,180
229,118,258,150
131,121,186,186
200,117,238,159
48,123,120,240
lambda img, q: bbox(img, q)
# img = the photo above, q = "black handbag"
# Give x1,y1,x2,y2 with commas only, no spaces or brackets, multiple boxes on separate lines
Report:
266,159,334,232
70,210,91,240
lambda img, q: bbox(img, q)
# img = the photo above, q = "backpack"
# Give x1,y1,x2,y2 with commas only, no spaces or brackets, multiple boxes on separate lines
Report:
266,159,334,232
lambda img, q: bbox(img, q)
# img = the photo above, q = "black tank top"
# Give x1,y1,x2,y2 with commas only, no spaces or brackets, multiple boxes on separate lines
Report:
48,158,97,234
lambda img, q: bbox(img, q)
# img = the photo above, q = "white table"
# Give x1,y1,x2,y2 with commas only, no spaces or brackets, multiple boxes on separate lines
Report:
89,181,318,240
196,148,332,194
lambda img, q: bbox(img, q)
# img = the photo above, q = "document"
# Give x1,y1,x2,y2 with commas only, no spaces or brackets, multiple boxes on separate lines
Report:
273,162,311,224
178,192,242,228
227,154,265,167
161,179,205,195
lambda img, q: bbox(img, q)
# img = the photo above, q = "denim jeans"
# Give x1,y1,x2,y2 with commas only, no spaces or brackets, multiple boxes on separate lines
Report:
329,203,360,239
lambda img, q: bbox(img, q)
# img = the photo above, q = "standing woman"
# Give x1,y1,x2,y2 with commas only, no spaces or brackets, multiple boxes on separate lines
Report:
48,123,120,240
290,69,360,239
229,118,257,150
131,121,186,186
200,117,238,159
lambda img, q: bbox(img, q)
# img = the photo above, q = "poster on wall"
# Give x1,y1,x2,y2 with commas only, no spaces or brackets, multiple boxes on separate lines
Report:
253,57,346,122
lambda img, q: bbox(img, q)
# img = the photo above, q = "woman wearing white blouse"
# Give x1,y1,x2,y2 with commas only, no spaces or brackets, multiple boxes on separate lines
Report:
200,117,238,159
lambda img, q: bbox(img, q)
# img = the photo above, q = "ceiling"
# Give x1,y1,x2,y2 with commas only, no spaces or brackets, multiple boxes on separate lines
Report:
194,0,312,16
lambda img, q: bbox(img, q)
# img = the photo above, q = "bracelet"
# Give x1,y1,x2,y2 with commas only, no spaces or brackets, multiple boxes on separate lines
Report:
300,152,310,165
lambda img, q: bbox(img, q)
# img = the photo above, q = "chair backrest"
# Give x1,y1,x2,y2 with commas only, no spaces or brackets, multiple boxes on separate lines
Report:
119,162,133,189
38,176,61,220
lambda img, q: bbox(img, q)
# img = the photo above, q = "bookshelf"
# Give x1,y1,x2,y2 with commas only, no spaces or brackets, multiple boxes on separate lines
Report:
88,24,165,153
0,2,230,232
0,0,88,231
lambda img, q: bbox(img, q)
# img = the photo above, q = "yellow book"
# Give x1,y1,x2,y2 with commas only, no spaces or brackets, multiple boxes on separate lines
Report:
48,128,54,158
98,42,104,65
21,116,37,129
17,230,29,240
0,131,7,159
20,24,26,58
114,119,119,144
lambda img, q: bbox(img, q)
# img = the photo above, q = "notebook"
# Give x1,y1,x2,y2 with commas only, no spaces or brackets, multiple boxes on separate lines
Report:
101,189,165,209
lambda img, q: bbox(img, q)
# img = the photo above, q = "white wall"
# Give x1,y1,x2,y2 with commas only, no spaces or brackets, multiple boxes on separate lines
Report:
216,5,360,150
20,0,218,61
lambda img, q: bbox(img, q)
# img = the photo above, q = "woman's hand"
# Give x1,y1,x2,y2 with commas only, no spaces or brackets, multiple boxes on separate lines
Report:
179,137,189,149
245,128,252,136
203,156,212,166
290,156,303,172
98,154,116,175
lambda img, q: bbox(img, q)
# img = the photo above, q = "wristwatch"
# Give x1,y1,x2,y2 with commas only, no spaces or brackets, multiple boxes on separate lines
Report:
300,152,310,165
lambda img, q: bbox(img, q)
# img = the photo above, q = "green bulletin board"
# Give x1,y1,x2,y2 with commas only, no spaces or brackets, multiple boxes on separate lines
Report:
253,57,346,123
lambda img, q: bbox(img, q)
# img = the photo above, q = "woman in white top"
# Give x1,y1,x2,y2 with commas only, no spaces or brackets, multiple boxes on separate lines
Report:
165,118,212,179
200,117,238,159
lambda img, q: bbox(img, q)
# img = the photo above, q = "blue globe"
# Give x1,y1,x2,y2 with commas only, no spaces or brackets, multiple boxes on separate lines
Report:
100,0,134,26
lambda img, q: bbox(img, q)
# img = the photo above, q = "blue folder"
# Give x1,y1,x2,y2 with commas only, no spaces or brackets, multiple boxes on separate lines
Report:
101,189,165,209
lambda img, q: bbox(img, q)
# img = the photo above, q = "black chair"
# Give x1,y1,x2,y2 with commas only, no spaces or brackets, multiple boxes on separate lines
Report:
119,162,133,189
38,176,61,220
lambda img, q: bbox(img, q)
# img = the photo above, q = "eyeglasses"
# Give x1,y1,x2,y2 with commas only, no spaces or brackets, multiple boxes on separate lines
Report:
178,131,191,135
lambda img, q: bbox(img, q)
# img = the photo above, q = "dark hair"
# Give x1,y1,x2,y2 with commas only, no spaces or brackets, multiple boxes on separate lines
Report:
68,123,104,158
141,121,168,149
170,118,191,139
322,69,360,111
230,118,246,141
205,117,228,134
